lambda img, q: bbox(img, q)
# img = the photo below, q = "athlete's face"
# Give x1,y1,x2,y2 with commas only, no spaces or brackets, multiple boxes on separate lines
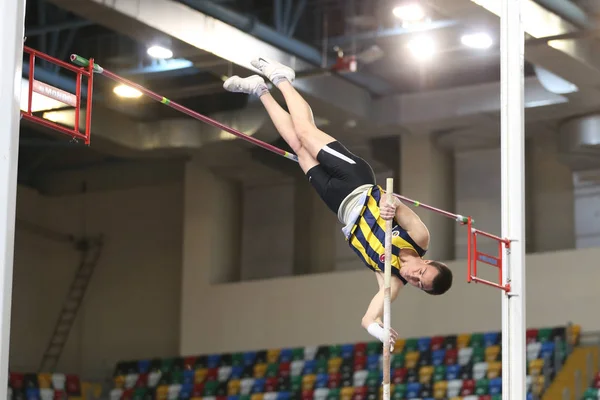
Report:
402,261,438,291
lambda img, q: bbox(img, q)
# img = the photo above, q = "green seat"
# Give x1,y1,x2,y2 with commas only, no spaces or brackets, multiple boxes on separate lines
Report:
203,381,218,396
475,378,489,395
160,358,175,374
583,388,598,400
316,359,328,374
238,396,251,400
472,347,485,363
470,333,484,348
292,347,304,361
366,371,380,387
538,328,552,342
232,353,244,367
170,370,183,385
132,388,147,400
433,365,446,381
327,388,340,399
392,383,406,400
291,376,302,393
491,395,502,400
391,354,405,369
329,345,342,358
405,338,418,352
366,341,381,356
266,363,279,378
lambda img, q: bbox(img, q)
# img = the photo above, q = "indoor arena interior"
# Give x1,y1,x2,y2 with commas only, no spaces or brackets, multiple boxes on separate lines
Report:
2,0,600,400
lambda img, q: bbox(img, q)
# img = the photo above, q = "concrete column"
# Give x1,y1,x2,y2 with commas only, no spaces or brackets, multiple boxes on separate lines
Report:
293,178,336,275
526,133,575,252
400,132,455,261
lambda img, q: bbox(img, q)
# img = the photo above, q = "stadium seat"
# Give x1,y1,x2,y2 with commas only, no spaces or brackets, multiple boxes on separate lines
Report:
254,364,267,379
291,361,304,377
264,377,278,392
267,349,281,364
353,356,366,371
433,380,447,399
314,374,328,389
473,362,488,380
353,370,368,387
583,388,598,400
37,374,51,390
392,383,406,399
540,342,555,360
256,351,268,364
302,375,316,391
354,343,367,358
228,380,241,395
446,365,460,381
392,368,407,384
537,328,552,343
483,332,499,347
445,349,458,365
488,378,502,395
457,334,471,349
405,339,418,352
340,386,354,399
327,372,341,389
444,335,457,350
432,365,445,382
405,352,420,369
447,379,462,397
328,358,342,374
458,348,473,365
460,379,475,396
341,344,354,360
418,337,431,352
419,366,433,384
10,373,24,391
430,336,445,351
366,355,379,372
432,349,446,366
419,349,432,367
316,346,330,361
406,382,421,399
290,376,301,393
392,354,404,370
353,385,368,400
292,348,304,361
528,359,544,376
485,346,501,363
406,368,418,383
394,339,406,354
365,371,380,388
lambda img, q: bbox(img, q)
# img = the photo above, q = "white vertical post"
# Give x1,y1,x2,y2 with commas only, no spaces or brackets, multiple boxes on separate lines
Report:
0,0,26,394
500,1,526,400
382,177,393,400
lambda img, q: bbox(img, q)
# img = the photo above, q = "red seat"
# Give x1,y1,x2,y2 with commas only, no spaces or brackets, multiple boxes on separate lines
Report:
444,349,458,365
393,368,407,384
65,375,80,395
121,388,134,400
206,368,218,381
461,379,475,396
53,390,66,400
479,395,492,400
192,383,205,397
526,329,539,344
216,397,227,400
301,389,314,400
353,386,367,400
328,372,341,388
184,357,197,370
136,374,148,388
353,355,367,370
9,373,24,390
594,374,600,388
265,377,278,392
279,362,291,377
431,336,445,351
354,343,367,357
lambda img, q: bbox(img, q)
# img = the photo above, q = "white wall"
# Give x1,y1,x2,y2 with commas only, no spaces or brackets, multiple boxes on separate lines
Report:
11,181,183,379
573,170,600,249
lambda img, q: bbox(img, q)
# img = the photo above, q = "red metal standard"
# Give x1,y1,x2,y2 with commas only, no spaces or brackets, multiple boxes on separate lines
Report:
467,224,511,292
21,46,94,145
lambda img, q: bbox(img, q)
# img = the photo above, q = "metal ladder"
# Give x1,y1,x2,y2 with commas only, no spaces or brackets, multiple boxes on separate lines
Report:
39,236,104,372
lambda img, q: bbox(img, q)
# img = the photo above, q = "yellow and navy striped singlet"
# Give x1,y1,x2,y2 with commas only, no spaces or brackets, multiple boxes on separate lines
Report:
347,185,427,283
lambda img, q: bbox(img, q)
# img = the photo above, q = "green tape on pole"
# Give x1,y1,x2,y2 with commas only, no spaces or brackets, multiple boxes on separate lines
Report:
161,97,170,105
70,54,103,73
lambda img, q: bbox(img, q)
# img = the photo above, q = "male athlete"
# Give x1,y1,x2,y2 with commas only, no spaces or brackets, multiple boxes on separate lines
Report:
223,58,453,349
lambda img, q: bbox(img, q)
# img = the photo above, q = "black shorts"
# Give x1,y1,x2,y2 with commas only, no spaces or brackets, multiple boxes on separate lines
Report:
306,141,376,214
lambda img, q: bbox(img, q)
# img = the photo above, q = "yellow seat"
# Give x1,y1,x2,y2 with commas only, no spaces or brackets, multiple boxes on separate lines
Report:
267,349,281,364
194,369,208,384
251,394,264,400
405,351,420,369
485,345,501,362
37,374,52,389
340,386,355,400
328,357,342,374
419,366,434,384
302,374,316,391
487,361,502,379
457,333,471,349
254,363,267,378
155,385,169,400
529,359,545,376
531,375,545,396
228,379,241,395
433,381,448,400
191,397,203,400
113,375,125,390
394,339,406,354
569,324,581,345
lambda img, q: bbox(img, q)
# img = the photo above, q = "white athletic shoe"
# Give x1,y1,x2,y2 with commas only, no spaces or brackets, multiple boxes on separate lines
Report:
251,57,296,85
223,75,269,97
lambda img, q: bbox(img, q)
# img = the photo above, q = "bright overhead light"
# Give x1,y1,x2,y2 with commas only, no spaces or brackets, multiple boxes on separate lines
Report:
461,32,493,49
147,45,173,59
407,36,436,60
113,84,143,99
393,3,426,22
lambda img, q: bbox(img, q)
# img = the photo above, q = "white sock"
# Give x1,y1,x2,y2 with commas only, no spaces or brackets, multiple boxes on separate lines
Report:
256,83,270,97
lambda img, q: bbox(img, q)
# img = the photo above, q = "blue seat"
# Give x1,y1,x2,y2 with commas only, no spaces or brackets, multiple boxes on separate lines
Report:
341,344,355,359
418,337,431,352
183,370,194,385
230,366,244,379
26,388,40,400
227,396,240,400
276,392,291,400
367,354,380,371
251,378,266,393
527,393,533,400
489,377,502,395
243,352,257,366
540,342,555,359
280,349,293,363
315,373,329,388
303,360,316,374
484,332,500,347
406,382,422,399
179,383,193,399
138,359,151,374
446,364,460,380
432,349,446,366
207,354,221,369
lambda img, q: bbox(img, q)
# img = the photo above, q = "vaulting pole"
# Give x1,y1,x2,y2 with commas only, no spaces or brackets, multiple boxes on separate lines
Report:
382,177,393,400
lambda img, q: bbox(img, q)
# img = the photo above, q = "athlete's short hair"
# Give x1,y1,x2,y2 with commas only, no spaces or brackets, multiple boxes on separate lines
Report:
426,261,453,295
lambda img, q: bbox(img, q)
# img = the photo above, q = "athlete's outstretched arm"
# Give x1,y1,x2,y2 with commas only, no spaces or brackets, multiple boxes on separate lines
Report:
361,272,403,350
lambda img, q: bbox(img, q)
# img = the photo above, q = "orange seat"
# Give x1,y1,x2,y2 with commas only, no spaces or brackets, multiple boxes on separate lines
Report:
487,362,502,379
340,386,355,400
529,359,544,376
394,339,406,354
254,363,267,378
302,374,316,391
155,385,169,400
194,369,208,384
433,380,448,399
485,345,501,362
328,357,342,374
251,394,264,400
457,334,471,349
405,351,420,369
267,349,281,364
228,379,241,395
419,366,434,384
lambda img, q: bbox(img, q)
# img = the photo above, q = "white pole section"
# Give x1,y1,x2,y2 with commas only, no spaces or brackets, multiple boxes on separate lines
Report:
500,1,527,400
382,177,393,400
0,0,26,395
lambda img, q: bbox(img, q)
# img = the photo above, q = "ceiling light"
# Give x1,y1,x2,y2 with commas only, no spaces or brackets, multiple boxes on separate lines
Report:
461,32,493,49
113,84,143,99
407,36,436,60
392,4,426,22
147,45,173,59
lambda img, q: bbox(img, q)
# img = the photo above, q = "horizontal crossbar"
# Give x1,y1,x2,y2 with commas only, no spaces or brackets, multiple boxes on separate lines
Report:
470,276,511,291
